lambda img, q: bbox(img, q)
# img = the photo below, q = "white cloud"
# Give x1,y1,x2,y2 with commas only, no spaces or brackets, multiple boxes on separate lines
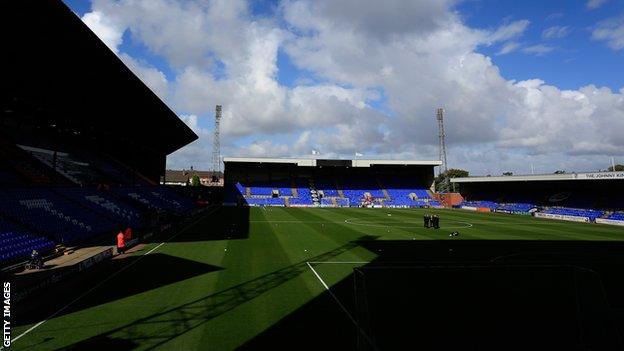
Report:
542,25,571,39
119,54,169,99
81,10,124,53
522,44,555,55
587,0,609,10
592,16,624,50
81,8,170,101
80,0,624,175
88,0,252,69
282,0,457,40
497,42,521,55
486,20,531,44
234,140,290,157
281,0,623,170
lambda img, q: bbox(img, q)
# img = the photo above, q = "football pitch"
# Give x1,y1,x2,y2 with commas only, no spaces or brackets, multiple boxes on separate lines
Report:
10,206,624,350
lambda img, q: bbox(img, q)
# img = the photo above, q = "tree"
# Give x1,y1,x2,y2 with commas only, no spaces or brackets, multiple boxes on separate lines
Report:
608,164,624,172
502,172,513,176
445,169,469,178
190,174,201,187
435,168,469,192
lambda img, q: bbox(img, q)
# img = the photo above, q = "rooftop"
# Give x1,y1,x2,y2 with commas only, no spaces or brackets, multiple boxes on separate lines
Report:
451,171,624,183
223,157,442,168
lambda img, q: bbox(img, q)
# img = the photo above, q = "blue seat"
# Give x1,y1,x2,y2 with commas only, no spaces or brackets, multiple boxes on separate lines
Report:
0,220,55,265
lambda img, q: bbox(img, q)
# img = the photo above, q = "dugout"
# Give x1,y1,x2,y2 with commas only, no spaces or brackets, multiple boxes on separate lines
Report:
1,0,197,184
451,172,624,210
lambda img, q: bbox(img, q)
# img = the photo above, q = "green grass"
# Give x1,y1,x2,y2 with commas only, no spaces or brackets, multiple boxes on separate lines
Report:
11,206,624,350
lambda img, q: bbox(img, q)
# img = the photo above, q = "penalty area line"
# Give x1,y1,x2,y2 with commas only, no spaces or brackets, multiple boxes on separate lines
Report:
8,206,221,347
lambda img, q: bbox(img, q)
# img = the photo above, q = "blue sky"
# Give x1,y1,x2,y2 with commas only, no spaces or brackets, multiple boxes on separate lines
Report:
460,0,624,90
64,0,624,175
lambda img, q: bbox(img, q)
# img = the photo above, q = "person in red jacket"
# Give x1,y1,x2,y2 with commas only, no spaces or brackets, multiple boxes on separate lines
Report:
117,231,126,254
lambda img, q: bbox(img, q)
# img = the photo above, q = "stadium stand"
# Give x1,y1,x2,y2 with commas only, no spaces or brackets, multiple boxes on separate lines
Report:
0,137,199,256
453,172,624,212
226,175,440,208
0,218,55,265
461,200,499,210
15,143,155,187
456,196,617,222
339,176,386,204
247,183,274,196
541,207,604,221
320,197,334,206
608,212,624,221
112,186,195,214
293,178,312,203
315,178,339,197
237,179,292,197
287,197,310,206
59,187,144,228
0,188,116,244
496,203,535,213
19,145,98,185
0,137,61,185
0,182,198,268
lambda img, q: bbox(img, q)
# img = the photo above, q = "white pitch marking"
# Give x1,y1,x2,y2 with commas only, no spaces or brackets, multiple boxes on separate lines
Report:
307,261,369,264
10,206,222,346
306,262,330,290
343,218,473,229
305,261,378,349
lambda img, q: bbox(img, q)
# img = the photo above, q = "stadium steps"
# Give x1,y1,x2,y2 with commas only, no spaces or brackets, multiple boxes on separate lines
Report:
377,178,391,200
335,180,345,198
20,146,83,185
245,187,251,196
0,138,67,185
309,178,319,205
290,180,297,197
331,198,337,206
381,188,390,200
284,197,290,207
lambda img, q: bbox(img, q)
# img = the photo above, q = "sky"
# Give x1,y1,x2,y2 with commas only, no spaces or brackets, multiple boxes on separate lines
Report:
63,0,624,176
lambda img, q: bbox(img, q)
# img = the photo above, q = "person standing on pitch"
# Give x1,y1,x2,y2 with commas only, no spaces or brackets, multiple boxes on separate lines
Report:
433,214,440,229
424,214,430,228
117,230,126,254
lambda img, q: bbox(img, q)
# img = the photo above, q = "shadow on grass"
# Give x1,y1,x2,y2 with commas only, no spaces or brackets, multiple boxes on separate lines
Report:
18,231,624,350
239,270,360,350
144,205,251,244
59,336,138,351
243,239,624,351
60,236,376,350
353,265,620,350
14,253,222,326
